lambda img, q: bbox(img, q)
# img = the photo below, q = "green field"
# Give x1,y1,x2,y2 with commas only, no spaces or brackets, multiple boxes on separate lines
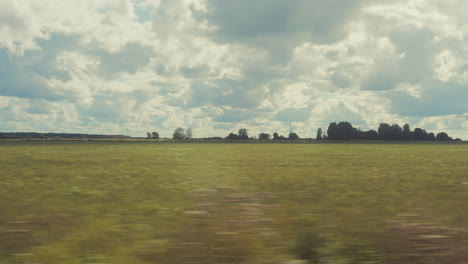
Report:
1,142,468,263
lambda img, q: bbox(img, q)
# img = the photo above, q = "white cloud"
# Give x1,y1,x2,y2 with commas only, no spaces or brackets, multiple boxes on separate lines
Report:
270,83,313,109
364,0,463,39
0,0,153,55
0,0,46,55
288,23,401,90
433,49,468,83
394,83,423,98
0,96,82,133
0,0,467,139
433,50,458,82
417,114,468,139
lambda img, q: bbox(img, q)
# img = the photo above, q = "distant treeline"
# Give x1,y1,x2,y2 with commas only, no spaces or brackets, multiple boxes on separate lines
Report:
2,121,461,141
219,122,461,141
147,122,461,141
166,122,460,141
321,122,461,141
0,132,131,140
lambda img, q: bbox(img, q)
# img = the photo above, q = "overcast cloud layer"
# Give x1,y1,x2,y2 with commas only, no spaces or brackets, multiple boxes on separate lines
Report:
1,0,467,138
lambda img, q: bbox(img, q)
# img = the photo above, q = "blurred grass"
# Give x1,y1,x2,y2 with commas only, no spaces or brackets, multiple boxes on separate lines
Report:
0,142,467,263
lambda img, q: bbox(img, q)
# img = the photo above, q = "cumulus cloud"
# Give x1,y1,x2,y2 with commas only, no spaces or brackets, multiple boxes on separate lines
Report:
203,0,365,43
0,0,467,138
0,50,62,100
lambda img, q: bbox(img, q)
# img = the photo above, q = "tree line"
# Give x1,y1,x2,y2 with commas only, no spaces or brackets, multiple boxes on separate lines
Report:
147,122,461,141
320,122,461,141
0,132,130,140
225,129,299,140
147,128,192,139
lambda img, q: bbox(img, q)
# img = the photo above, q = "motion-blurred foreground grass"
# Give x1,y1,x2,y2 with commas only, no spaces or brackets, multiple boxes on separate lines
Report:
1,141,468,263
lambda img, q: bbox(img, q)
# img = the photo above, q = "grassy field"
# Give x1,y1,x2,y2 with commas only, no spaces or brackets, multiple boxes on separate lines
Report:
1,141,467,263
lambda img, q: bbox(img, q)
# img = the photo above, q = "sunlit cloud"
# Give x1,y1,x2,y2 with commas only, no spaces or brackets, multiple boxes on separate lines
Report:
0,0,467,138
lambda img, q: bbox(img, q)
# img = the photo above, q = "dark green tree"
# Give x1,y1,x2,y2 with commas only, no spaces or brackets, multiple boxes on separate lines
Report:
436,132,451,141
173,127,185,139
378,123,391,139
426,132,436,141
259,133,270,140
327,122,337,139
226,133,239,140
289,132,299,140
186,128,193,139
316,128,323,140
413,128,427,140
391,124,403,139
337,122,358,140
238,128,249,139
152,132,159,139
327,122,358,140
403,124,412,140
273,132,279,140
378,123,403,140
358,129,378,140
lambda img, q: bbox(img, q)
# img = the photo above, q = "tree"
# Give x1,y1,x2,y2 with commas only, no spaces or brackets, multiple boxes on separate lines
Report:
391,124,403,140
186,128,193,139
378,123,390,140
316,128,323,140
147,132,151,139
259,133,270,140
327,122,358,140
378,123,392,140
338,122,358,140
413,128,427,140
327,122,338,139
436,132,451,141
378,123,403,140
273,132,279,140
238,128,249,139
273,132,286,140
152,132,159,139
359,130,378,140
426,132,436,141
403,124,412,140
173,127,185,139
288,132,299,140
226,133,239,140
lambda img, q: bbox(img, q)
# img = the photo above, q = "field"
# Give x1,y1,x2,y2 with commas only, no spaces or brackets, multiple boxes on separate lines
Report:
1,141,468,263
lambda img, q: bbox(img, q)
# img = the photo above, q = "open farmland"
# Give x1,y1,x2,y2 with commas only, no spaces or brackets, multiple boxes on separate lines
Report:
1,141,468,263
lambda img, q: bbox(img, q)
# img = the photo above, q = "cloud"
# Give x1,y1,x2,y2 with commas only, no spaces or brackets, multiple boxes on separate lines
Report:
0,0,47,55
0,50,62,100
386,81,468,117
27,99,54,114
211,107,262,123
417,114,468,139
275,108,311,122
203,0,365,44
287,28,401,90
188,78,268,109
0,0,467,139
0,96,82,133
92,43,155,79
361,0,468,91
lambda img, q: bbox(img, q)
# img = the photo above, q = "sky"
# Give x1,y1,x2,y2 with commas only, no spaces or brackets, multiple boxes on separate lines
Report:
0,0,467,139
